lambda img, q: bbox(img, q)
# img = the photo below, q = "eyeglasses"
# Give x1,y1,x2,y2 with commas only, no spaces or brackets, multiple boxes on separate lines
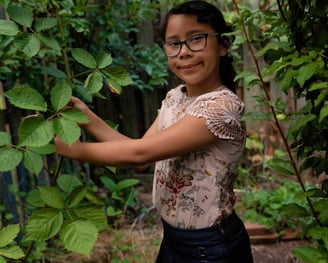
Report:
162,32,220,57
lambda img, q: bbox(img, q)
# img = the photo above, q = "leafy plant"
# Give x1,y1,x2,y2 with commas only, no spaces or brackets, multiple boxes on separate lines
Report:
0,224,24,262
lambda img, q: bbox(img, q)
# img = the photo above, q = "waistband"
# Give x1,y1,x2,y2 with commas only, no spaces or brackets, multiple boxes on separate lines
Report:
162,211,241,247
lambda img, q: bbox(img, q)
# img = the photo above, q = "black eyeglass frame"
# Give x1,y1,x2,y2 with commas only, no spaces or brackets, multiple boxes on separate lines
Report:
162,32,220,57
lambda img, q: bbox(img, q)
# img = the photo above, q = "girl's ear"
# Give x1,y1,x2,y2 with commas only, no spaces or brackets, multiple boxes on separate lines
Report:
219,37,230,56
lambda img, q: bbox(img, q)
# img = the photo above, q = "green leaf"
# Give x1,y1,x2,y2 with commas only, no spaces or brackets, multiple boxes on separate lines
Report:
309,82,328,91
61,108,89,124
25,208,63,241
293,245,327,263
100,176,116,192
288,114,316,138
0,245,24,260
116,179,139,191
30,144,56,155
37,34,61,52
59,220,98,257
41,66,66,79
0,20,19,36
106,66,134,86
256,42,279,57
53,118,80,146
7,4,33,27
106,77,122,94
96,52,112,69
106,206,122,217
39,186,65,209
242,111,272,121
296,61,324,88
50,80,72,111
266,157,294,175
73,206,108,231
5,85,47,111
18,115,54,147
67,185,87,208
26,189,45,208
281,203,308,217
71,48,97,68
319,104,328,123
85,71,103,94
0,148,22,172
57,174,82,194
34,18,57,32
23,151,43,175
0,132,10,146
0,224,20,247
23,35,40,57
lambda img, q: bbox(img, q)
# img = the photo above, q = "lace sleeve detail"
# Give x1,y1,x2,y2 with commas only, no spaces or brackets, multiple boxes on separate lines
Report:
188,90,245,140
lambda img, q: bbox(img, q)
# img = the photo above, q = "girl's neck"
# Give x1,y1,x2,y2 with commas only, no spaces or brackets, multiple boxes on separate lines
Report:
184,82,223,97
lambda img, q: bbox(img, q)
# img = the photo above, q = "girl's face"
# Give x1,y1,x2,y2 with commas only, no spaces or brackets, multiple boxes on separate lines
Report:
164,14,227,95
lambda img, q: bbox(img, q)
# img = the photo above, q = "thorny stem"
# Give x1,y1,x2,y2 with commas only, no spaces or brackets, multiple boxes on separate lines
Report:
231,0,320,225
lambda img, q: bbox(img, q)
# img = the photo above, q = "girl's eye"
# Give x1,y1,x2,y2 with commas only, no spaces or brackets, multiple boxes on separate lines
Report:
190,35,204,42
167,41,181,48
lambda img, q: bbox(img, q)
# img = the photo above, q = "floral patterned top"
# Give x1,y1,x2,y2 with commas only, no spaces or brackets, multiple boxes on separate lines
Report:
153,84,246,229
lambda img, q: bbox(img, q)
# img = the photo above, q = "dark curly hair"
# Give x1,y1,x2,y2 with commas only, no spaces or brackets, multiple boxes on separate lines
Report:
162,0,236,93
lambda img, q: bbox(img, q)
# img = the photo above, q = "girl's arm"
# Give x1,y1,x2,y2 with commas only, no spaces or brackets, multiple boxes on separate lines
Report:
54,114,216,167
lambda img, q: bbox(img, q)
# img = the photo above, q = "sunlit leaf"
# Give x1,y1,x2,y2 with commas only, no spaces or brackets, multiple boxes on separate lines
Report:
29,144,56,155
0,148,22,172
0,245,24,260
85,71,103,94
25,208,63,241
0,224,20,247
0,132,10,146
96,52,112,69
18,115,54,147
67,185,87,208
5,85,47,111
23,151,43,175
0,20,19,36
39,187,65,209
106,66,134,86
60,108,89,124
50,80,72,111
71,48,97,68
73,206,108,231
59,220,98,257
53,118,80,146
26,189,45,208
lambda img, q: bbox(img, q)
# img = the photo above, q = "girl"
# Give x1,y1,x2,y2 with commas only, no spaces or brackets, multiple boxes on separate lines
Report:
55,1,253,262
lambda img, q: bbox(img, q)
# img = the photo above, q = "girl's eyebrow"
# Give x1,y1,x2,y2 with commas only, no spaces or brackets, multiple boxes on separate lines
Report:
165,30,208,41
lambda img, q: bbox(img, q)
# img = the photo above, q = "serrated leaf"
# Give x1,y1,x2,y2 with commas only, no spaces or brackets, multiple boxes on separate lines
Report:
0,224,20,247
0,245,24,260
25,208,63,241
85,71,103,94
23,151,43,175
34,18,57,32
73,206,108,231
39,186,65,209
0,20,20,36
71,48,97,68
50,80,72,111
7,4,33,28
26,189,45,208
96,52,112,69
37,34,61,52
266,157,294,175
0,132,10,146
23,35,40,57
57,174,82,194
0,148,22,172
59,220,98,257
106,66,134,86
53,118,80,146
67,185,87,208
41,66,66,78
18,115,54,147
61,108,89,124
5,85,47,111
30,144,56,155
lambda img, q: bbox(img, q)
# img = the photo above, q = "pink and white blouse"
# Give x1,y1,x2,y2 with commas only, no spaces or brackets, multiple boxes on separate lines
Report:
153,85,246,229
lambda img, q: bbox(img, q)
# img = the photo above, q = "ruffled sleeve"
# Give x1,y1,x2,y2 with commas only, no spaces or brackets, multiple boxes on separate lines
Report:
188,89,245,140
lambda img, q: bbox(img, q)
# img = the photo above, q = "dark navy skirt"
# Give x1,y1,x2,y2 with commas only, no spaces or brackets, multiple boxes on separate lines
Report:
156,211,253,263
